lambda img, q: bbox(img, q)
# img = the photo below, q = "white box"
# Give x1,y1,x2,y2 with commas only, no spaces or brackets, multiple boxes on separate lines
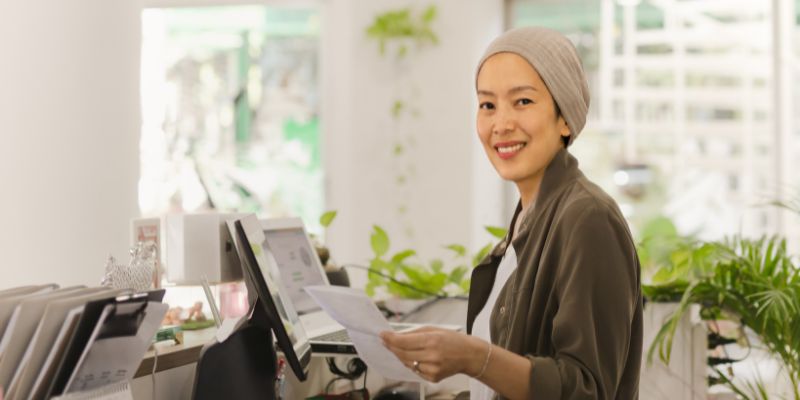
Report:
164,213,245,284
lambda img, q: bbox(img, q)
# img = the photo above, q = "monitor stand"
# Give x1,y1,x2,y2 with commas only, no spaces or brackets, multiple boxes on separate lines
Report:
192,300,277,400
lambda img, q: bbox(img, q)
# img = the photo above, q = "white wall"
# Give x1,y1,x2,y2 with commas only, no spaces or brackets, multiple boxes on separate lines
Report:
0,0,141,288
321,0,507,287
0,0,506,290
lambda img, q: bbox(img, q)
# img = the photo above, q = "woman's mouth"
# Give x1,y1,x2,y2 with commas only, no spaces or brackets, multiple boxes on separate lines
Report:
495,142,526,160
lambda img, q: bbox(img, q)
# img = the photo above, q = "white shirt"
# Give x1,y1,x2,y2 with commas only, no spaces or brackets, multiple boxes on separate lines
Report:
469,243,518,400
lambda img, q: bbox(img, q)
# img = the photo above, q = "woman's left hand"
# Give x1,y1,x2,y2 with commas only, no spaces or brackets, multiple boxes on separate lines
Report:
380,326,484,382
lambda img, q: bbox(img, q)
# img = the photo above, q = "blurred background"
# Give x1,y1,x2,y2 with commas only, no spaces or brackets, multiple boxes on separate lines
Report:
1,0,799,398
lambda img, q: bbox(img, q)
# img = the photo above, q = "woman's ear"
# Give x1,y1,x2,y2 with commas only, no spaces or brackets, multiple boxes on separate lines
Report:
558,115,570,137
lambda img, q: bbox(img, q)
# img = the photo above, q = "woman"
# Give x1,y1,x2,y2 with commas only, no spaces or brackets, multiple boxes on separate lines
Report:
380,27,643,399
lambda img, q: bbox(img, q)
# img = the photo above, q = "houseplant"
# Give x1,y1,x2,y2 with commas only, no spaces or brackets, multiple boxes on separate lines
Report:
643,211,800,399
364,225,506,300
312,210,507,300
364,5,439,240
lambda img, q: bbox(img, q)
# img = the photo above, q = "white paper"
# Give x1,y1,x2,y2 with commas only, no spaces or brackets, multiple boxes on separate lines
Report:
304,285,422,382
52,380,132,400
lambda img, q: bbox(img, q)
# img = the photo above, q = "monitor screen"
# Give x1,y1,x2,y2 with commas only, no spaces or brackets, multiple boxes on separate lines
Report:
234,215,311,381
261,227,327,315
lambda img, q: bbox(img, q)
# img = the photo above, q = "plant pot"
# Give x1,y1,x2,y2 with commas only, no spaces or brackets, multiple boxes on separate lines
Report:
325,266,350,287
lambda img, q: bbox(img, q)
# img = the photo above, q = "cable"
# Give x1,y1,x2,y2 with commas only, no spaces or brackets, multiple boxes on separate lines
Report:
362,361,368,390
708,318,752,363
325,357,368,394
327,357,367,380
151,346,159,400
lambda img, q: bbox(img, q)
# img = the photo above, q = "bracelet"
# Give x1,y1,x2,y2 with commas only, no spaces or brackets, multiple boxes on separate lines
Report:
472,341,493,379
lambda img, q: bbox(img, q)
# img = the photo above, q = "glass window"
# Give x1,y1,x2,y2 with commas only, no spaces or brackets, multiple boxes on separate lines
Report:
510,0,798,244
140,5,323,231
139,4,322,321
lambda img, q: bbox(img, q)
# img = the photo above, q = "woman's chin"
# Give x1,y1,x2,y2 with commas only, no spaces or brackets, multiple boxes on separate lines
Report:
496,171,522,182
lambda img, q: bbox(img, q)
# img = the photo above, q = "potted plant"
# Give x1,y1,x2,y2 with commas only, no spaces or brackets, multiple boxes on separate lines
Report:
363,225,504,298
643,209,800,399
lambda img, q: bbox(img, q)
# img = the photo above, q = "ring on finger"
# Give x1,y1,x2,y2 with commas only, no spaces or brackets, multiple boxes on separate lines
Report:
412,360,421,373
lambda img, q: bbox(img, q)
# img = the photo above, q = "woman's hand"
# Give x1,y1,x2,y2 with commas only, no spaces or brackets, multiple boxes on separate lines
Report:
380,326,486,382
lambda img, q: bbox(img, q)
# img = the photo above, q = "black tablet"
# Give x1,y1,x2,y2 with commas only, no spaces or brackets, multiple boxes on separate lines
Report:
234,215,311,381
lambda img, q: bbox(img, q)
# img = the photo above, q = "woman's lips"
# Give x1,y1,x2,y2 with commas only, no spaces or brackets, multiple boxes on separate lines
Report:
495,142,526,160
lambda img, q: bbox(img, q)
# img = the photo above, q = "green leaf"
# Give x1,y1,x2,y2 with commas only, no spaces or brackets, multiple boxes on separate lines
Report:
422,5,437,23
397,44,408,59
400,265,427,283
641,216,678,242
430,259,443,273
371,258,394,276
425,273,448,294
391,100,404,118
390,249,416,265
449,266,468,284
387,280,426,299
319,210,337,228
485,225,507,239
371,225,390,257
444,244,466,257
367,270,386,285
472,243,493,267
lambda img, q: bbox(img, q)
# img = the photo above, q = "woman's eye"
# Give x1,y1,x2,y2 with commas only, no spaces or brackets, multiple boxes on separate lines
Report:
479,102,495,110
516,98,533,106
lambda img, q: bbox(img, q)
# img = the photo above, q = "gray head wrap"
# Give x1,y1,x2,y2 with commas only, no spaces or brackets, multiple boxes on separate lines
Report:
476,27,590,145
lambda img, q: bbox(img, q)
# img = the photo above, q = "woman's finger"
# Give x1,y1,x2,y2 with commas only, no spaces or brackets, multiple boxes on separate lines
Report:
381,331,429,350
386,344,439,364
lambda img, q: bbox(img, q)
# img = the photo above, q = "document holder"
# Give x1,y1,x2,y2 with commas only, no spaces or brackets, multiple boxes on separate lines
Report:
192,305,278,400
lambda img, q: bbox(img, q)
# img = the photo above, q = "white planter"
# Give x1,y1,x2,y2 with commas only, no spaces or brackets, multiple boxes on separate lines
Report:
640,302,708,400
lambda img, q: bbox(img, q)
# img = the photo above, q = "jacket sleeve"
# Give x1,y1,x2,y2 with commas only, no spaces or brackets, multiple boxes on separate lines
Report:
526,203,640,400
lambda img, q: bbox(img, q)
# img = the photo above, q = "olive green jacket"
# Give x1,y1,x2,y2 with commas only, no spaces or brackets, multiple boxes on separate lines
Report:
467,149,643,400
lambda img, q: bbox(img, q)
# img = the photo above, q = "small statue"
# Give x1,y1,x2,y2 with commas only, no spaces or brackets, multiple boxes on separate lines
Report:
100,241,157,291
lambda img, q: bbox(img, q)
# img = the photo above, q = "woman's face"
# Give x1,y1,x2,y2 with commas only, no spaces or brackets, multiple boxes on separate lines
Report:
476,52,570,191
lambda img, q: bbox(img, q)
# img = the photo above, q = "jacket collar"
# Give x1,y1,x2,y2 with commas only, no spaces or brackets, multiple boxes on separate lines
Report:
489,148,581,257
516,148,581,236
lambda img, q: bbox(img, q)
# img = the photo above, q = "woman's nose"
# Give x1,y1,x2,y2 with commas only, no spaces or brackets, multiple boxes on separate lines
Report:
492,107,514,135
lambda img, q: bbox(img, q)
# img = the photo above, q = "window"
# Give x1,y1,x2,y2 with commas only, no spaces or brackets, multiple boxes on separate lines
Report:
139,4,322,319
510,0,799,244
140,5,324,231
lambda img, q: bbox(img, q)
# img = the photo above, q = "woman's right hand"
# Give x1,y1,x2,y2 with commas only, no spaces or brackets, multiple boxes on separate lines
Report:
380,326,488,382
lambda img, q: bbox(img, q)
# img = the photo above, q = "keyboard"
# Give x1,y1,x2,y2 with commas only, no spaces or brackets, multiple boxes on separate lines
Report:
313,323,416,343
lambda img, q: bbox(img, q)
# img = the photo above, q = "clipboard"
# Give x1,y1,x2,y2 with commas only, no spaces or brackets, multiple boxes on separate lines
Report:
7,288,122,400
46,290,165,398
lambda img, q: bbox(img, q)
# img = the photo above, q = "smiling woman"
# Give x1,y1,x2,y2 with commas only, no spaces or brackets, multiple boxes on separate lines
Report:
381,27,643,400
476,52,571,211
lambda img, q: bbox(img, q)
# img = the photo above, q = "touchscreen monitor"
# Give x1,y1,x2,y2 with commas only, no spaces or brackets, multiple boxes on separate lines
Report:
233,215,311,381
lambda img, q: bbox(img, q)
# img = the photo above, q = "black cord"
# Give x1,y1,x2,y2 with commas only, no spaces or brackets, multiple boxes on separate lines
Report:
324,357,368,394
362,361,368,390
708,318,752,363
327,357,365,379
324,376,344,394
345,263,468,301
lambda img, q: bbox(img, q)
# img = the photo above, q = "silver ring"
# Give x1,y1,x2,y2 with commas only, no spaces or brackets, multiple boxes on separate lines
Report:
412,360,421,373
